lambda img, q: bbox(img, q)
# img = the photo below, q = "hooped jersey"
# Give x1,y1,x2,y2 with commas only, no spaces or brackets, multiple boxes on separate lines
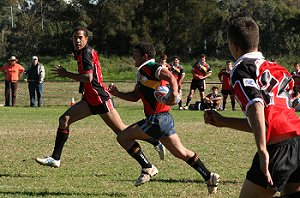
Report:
137,60,170,116
218,69,231,91
169,64,185,85
231,52,300,142
74,45,110,106
192,62,211,79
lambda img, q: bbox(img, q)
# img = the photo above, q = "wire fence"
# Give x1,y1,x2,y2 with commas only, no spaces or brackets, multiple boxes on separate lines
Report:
0,80,222,108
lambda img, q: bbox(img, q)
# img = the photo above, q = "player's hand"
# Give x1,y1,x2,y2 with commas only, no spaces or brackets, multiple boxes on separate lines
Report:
51,65,68,77
203,109,224,127
258,150,273,186
108,83,119,96
164,91,179,105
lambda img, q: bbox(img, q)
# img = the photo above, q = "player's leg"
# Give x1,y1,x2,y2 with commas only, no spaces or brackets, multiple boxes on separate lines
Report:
178,88,183,110
36,100,92,167
185,88,195,109
222,93,228,110
160,134,220,194
100,108,127,135
230,93,236,110
281,183,300,196
100,103,165,160
117,123,157,186
239,179,276,198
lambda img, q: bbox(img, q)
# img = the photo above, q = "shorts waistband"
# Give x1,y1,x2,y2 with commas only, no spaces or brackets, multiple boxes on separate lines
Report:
267,136,300,149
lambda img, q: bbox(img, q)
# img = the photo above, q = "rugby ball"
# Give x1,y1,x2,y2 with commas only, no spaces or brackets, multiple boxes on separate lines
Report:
154,85,180,104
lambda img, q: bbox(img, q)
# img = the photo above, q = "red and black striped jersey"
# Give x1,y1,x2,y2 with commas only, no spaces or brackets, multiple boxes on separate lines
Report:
218,68,231,91
169,64,185,85
137,59,170,116
192,62,211,79
231,52,300,142
74,45,110,106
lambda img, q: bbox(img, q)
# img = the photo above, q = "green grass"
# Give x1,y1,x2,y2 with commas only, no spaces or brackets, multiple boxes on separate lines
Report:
0,105,259,197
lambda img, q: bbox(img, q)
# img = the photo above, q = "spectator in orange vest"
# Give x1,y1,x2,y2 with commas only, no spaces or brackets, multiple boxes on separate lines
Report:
0,56,25,106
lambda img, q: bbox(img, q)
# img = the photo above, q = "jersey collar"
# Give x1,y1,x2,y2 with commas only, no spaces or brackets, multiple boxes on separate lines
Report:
137,59,155,71
235,51,265,65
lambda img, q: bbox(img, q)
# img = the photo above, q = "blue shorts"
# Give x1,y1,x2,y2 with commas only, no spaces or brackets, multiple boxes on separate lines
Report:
137,112,176,140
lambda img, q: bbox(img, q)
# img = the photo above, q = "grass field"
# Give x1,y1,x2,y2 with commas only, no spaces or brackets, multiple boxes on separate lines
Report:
0,104,262,198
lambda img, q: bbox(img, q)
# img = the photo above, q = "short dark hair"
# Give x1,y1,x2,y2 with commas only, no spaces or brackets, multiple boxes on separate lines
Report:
160,53,168,60
134,42,156,58
72,26,89,37
227,17,259,52
226,60,232,64
172,55,180,60
211,86,219,90
200,54,207,58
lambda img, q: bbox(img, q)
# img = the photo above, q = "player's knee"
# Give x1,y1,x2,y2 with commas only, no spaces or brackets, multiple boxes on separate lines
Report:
59,115,70,128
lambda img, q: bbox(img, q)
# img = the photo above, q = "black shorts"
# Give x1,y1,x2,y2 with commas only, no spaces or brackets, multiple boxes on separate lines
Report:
86,98,115,115
221,89,233,95
246,136,300,192
190,79,206,92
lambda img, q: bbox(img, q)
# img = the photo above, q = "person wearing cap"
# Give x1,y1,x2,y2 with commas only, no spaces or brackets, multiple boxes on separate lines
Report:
24,56,45,107
0,56,25,106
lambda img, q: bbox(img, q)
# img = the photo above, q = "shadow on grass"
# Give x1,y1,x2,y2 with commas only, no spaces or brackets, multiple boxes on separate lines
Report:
120,178,240,185
0,191,127,197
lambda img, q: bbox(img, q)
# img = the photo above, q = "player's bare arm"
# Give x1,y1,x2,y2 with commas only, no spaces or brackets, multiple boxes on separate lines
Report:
108,83,140,102
247,102,273,186
204,110,252,132
51,65,92,82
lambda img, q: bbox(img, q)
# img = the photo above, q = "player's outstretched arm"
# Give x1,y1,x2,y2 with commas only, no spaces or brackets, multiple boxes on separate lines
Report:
51,65,92,82
204,110,252,133
108,83,140,102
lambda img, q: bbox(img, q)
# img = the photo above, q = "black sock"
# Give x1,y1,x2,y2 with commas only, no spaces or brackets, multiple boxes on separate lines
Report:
186,97,191,106
187,154,211,181
231,100,235,109
178,100,182,108
127,142,152,168
52,128,69,160
142,137,160,147
223,101,226,109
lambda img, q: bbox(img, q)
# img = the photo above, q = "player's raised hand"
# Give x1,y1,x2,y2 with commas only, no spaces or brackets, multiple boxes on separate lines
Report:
51,65,68,77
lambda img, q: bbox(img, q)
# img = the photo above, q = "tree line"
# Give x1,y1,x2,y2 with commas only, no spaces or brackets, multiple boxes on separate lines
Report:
0,0,299,62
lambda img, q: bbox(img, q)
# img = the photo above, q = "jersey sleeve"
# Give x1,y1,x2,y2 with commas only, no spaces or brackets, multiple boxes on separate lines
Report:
82,48,94,73
231,62,264,112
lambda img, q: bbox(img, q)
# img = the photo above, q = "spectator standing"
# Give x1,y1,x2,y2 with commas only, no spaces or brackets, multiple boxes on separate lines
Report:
24,56,45,107
218,60,236,110
169,56,185,110
0,56,25,106
184,54,212,109
204,17,300,198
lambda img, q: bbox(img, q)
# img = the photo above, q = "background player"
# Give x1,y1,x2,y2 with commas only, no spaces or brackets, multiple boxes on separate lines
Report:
169,56,185,110
184,54,212,109
218,60,235,111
